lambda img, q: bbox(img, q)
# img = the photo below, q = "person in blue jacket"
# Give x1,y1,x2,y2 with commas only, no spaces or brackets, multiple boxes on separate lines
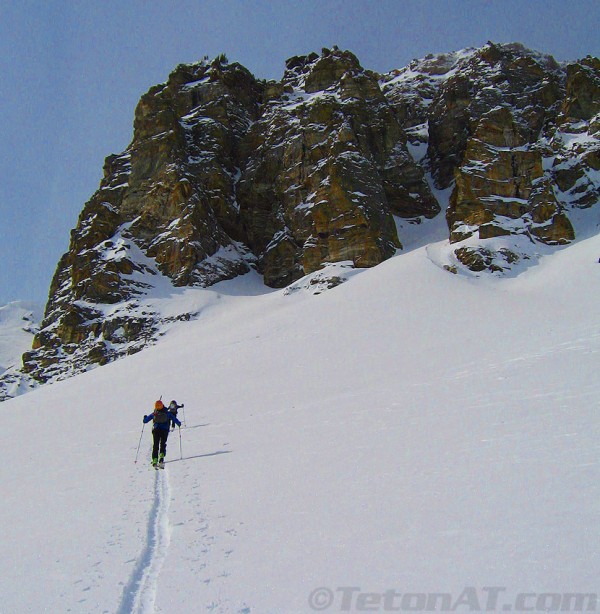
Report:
143,400,181,467
168,399,184,430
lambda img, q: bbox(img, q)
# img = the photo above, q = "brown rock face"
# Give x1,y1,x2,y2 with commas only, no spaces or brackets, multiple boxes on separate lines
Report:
447,106,574,253
541,57,600,214
13,48,440,388
562,57,600,121
379,43,588,275
399,43,593,274
238,48,438,286
426,43,564,191
21,58,264,384
123,58,263,285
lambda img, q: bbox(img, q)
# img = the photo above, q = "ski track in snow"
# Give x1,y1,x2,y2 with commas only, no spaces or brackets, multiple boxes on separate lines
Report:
118,469,171,614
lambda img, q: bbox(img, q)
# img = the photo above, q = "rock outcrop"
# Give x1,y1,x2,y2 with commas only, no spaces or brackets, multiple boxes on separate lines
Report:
238,48,437,286
21,57,264,385
382,43,599,273
1,43,599,400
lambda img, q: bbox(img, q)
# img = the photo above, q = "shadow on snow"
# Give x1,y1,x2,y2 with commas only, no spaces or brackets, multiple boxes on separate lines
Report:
166,450,231,464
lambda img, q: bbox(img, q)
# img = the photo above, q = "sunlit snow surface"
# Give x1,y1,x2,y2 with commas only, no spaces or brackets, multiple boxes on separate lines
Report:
1,227,599,613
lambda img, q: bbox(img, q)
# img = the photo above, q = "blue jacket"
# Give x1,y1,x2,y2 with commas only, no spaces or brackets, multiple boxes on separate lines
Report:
143,411,181,431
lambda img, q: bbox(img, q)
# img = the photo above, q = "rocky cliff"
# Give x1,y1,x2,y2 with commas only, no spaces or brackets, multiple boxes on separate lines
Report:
1,43,599,399
381,43,599,272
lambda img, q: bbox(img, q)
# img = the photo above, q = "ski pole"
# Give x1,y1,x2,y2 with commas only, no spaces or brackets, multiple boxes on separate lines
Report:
181,403,187,427
179,426,183,460
134,422,146,464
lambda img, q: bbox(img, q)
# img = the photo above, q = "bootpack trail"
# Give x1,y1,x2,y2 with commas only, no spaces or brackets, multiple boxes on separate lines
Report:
118,469,171,614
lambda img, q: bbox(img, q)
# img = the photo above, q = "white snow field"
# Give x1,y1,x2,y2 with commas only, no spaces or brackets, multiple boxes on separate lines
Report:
1,233,599,613
0,301,41,375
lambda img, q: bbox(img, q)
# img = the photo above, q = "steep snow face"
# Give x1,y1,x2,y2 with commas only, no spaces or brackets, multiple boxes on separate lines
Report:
1,234,599,613
0,301,41,374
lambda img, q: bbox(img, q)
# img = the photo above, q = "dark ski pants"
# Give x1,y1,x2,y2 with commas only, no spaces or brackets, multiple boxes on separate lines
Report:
152,428,169,460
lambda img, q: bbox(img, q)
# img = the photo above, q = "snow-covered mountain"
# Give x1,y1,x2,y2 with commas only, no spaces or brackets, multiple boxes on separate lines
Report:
2,43,598,402
1,228,599,612
0,301,41,388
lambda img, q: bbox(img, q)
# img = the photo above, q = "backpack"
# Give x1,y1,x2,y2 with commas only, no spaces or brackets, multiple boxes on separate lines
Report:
153,408,169,425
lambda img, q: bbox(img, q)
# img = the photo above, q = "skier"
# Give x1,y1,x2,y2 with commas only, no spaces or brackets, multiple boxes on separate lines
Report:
143,400,181,468
168,399,184,430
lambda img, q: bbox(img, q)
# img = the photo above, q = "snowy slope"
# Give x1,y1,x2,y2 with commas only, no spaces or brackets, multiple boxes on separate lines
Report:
0,301,41,374
1,235,599,613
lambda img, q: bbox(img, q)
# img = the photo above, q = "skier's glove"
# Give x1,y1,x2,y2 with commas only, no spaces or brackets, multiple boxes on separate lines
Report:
143,415,147,422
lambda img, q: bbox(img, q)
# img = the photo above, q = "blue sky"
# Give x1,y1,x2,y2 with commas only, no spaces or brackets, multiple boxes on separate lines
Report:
1,0,598,306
